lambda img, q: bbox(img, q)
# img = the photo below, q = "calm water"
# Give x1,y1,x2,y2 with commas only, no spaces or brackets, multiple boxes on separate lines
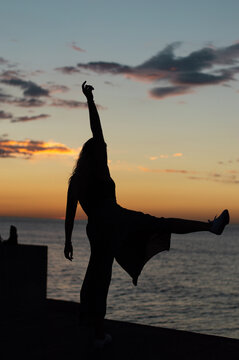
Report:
1,216,239,339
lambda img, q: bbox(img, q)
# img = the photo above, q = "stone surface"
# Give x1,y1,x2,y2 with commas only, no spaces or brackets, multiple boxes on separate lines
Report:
0,244,47,305
2,299,239,360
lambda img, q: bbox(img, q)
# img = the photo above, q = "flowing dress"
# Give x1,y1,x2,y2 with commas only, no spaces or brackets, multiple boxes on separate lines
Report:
78,140,171,286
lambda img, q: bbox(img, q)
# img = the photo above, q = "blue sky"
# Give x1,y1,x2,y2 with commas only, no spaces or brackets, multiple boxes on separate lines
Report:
1,0,239,220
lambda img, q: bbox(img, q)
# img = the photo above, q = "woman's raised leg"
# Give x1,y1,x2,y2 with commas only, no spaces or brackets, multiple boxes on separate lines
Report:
166,209,229,235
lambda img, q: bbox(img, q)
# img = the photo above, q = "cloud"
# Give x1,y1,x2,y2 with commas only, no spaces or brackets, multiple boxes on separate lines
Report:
149,86,193,99
50,98,105,110
175,69,234,85
11,114,50,123
228,170,239,174
1,76,49,97
1,69,24,79
0,95,47,107
188,174,239,184
0,57,9,65
0,86,47,107
138,165,239,184
218,158,239,166
55,66,81,74
77,61,131,75
104,81,116,86
149,156,158,161
0,77,104,110
0,110,13,120
50,98,88,109
138,166,192,174
76,42,239,99
14,98,47,107
149,153,183,160
46,84,70,94
0,89,12,101
30,70,45,76
0,138,79,159
68,42,85,52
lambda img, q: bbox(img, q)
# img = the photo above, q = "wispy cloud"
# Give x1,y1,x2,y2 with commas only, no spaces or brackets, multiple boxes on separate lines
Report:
50,98,105,110
0,110,13,119
0,57,9,65
149,153,183,160
68,42,85,52
74,42,239,99
0,89,12,101
55,66,81,74
50,98,88,109
188,173,239,184
138,165,239,184
149,156,158,160
0,94,47,107
139,166,193,174
0,137,80,159
173,153,183,157
104,81,116,86
0,110,50,123
0,83,104,111
11,114,50,123
46,84,70,94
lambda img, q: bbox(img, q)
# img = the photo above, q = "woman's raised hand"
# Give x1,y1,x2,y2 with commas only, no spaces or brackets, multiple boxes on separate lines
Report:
82,81,94,101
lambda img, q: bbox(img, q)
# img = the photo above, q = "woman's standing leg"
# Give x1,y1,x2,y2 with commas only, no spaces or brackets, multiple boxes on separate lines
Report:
80,223,114,339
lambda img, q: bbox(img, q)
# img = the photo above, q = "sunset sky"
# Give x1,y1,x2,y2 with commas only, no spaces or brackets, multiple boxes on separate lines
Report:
1,0,239,222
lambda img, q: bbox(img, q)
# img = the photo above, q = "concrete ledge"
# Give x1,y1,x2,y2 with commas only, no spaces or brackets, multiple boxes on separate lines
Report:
1,299,238,359
0,244,47,305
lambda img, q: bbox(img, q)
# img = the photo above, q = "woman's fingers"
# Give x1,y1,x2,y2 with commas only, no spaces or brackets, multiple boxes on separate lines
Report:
82,81,87,92
82,81,94,92
64,244,73,261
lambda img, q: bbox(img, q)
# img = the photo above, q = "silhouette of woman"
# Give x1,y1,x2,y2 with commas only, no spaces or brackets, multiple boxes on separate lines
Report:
64,81,229,346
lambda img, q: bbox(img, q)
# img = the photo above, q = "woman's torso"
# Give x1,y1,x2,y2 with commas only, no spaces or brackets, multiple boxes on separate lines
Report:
77,141,116,216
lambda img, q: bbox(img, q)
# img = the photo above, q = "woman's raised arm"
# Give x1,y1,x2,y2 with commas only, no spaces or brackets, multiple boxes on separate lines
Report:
82,81,104,142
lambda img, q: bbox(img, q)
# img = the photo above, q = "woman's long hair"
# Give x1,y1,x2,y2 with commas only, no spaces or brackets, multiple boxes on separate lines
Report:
69,138,96,184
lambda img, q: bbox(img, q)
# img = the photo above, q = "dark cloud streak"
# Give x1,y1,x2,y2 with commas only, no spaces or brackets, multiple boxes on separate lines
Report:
55,66,81,74
11,114,50,123
1,77,49,97
50,98,105,110
50,98,88,109
149,86,192,99
0,95,46,107
75,42,239,99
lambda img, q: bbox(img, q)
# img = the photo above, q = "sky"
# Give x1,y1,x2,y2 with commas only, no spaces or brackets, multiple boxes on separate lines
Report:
0,0,239,222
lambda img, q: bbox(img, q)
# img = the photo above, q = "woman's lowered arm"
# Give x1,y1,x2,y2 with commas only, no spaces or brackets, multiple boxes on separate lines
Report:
82,81,104,142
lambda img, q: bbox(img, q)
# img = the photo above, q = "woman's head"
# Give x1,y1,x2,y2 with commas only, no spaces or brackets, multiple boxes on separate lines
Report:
69,138,96,181
79,137,96,160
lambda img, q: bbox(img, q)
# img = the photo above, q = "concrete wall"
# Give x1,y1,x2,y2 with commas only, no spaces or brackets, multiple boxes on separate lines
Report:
0,244,47,306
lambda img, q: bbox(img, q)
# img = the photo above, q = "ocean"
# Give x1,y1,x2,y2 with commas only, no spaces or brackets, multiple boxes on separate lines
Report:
1,216,238,339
